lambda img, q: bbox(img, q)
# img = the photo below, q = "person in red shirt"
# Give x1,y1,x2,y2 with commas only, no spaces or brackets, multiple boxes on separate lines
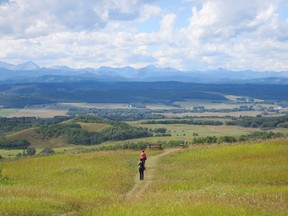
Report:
140,150,147,165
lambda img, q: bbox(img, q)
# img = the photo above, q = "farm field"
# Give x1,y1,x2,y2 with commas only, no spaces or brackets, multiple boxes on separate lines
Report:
58,102,131,109
1,139,287,215
130,120,287,138
164,111,263,117
1,116,287,159
2,96,286,118
175,99,242,109
7,108,68,118
0,108,19,117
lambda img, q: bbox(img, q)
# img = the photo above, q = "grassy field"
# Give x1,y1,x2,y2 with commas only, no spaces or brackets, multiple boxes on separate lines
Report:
2,120,287,157
7,109,68,118
1,139,287,215
58,102,131,109
0,108,19,117
0,151,139,216
175,100,239,109
164,111,264,117
78,122,110,132
131,121,264,137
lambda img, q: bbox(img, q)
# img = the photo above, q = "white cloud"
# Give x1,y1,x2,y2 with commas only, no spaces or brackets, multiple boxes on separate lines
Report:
160,13,176,35
0,0,288,71
175,0,288,70
0,0,155,37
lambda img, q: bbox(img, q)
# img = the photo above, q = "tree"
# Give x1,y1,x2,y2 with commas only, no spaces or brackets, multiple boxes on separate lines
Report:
25,146,36,156
154,128,167,134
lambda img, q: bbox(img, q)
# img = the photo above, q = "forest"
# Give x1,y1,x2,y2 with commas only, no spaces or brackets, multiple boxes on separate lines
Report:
0,116,71,135
1,81,288,108
68,108,164,121
36,122,153,145
226,115,288,129
192,131,284,144
0,137,30,149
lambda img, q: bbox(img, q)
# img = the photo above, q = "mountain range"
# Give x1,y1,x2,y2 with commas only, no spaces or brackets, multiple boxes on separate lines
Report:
1,61,288,84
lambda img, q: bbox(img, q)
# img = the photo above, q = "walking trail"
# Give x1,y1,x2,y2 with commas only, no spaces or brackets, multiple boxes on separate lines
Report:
124,148,180,201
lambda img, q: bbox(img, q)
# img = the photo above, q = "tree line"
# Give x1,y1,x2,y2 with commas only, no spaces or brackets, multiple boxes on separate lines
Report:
0,116,71,136
0,137,30,149
226,115,288,129
143,119,223,126
68,108,164,121
93,140,183,152
192,131,284,144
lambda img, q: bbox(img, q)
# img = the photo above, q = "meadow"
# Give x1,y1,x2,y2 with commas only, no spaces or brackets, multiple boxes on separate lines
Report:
1,139,287,215
0,151,139,215
0,108,19,117
2,117,287,158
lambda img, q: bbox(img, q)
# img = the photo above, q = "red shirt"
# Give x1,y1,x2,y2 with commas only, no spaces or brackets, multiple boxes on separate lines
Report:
141,152,147,159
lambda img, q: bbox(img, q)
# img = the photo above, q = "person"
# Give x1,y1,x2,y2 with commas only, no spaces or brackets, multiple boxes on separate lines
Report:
138,159,145,180
140,150,147,165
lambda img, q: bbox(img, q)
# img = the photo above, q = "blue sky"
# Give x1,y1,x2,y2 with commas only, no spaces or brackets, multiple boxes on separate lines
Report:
0,0,288,71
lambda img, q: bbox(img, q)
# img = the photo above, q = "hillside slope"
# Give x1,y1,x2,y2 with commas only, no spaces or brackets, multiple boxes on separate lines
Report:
1,139,287,215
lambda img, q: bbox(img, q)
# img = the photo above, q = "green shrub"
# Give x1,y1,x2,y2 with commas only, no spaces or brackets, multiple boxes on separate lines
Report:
25,147,36,156
193,136,217,144
39,147,55,155
217,136,237,143
278,122,288,128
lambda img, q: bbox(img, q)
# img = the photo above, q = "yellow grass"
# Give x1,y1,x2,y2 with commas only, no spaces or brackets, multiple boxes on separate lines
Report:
79,123,110,132
175,99,238,109
8,109,68,118
0,108,19,117
0,150,140,215
164,111,264,117
1,139,287,215
97,139,288,215
131,121,261,137
7,128,72,148
58,102,131,109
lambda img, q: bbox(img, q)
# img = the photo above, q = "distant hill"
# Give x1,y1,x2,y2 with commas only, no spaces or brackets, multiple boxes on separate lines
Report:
1,80,288,108
1,61,288,84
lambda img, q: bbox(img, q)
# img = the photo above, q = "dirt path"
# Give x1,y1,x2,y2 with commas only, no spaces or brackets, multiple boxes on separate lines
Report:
124,148,180,201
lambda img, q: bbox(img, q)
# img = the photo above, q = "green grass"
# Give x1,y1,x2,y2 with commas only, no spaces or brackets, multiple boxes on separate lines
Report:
95,139,288,215
7,128,72,149
1,139,287,215
78,122,110,132
0,108,19,117
0,149,24,159
134,140,288,215
131,121,262,137
0,150,140,215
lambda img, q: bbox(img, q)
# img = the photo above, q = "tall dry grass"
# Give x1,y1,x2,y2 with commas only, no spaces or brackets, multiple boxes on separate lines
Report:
0,151,139,215
95,139,288,215
1,139,287,215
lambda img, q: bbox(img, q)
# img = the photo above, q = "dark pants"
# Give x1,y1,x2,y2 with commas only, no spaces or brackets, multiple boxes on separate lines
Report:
139,168,144,180
141,158,146,165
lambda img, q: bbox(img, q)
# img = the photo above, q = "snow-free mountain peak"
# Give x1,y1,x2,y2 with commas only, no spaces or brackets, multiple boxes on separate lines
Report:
0,61,15,70
14,61,40,70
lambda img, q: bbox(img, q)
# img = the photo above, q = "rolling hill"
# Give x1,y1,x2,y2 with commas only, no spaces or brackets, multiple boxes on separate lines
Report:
1,61,288,84
1,81,288,108
1,139,287,215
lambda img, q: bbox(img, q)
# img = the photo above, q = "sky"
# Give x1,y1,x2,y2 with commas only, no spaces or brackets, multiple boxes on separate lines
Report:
1,0,288,71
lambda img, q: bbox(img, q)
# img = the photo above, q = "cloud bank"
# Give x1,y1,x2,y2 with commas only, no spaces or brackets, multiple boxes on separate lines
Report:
0,0,288,71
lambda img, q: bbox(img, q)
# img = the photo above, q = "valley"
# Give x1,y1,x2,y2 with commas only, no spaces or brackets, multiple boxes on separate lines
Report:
0,80,288,215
